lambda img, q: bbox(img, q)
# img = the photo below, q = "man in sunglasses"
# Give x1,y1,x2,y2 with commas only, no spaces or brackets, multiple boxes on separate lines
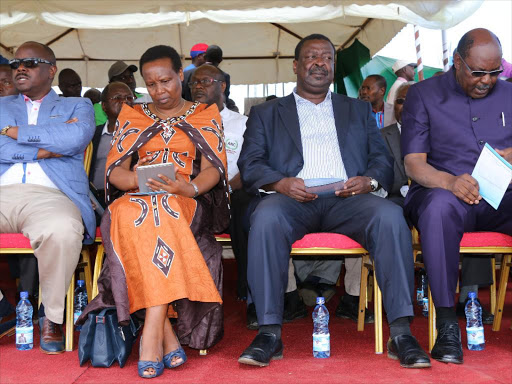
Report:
89,82,134,208
0,41,96,354
402,28,512,364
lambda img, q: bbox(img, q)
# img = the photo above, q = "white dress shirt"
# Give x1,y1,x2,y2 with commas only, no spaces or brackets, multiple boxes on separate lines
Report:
220,105,248,181
0,95,58,189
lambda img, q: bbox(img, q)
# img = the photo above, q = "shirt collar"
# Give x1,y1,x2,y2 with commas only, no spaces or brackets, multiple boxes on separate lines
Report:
23,94,45,104
293,87,331,105
101,122,112,135
397,121,401,133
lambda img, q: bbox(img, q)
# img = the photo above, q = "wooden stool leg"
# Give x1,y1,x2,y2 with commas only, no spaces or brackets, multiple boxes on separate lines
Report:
357,256,369,332
493,254,511,332
490,256,496,315
65,275,75,352
373,273,383,354
92,244,105,300
428,287,436,352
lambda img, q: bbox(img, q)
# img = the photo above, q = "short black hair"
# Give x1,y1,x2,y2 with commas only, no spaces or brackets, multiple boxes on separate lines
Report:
366,74,387,91
139,45,182,73
456,29,501,59
204,45,223,65
21,41,56,64
58,68,81,83
294,34,335,60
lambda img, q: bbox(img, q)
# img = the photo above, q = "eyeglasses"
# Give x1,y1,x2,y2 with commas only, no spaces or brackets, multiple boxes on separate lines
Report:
395,98,406,105
109,95,135,102
458,54,503,78
188,78,223,88
9,58,55,70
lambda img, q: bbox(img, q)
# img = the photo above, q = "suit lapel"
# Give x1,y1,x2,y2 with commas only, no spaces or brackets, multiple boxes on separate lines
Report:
386,125,406,179
278,94,303,156
38,89,60,122
331,94,354,176
12,94,28,126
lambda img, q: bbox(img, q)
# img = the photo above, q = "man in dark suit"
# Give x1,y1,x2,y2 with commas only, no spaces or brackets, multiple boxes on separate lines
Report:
237,34,430,369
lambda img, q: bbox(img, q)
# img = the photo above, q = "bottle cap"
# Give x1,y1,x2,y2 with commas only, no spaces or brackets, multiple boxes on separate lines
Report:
316,297,325,305
468,292,476,299
20,291,28,299
77,280,85,287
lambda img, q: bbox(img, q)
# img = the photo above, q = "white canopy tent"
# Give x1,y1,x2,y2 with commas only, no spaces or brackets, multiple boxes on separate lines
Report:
0,1,483,87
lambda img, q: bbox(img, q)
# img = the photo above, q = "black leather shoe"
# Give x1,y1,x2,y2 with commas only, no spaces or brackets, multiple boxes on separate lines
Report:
283,291,308,323
335,296,374,324
456,299,494,325
238,332,283,367
431,322,463,364
387,335,431,368
246,303,258,330
39,317,64,354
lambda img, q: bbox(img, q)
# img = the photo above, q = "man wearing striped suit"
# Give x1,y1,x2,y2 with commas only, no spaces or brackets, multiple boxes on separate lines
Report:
237,34,429,368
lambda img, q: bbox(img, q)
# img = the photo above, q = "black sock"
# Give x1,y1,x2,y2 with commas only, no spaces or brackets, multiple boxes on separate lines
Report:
284,290,300,307
343,293,359,304
0,296,14,318
436,306,457,327
259,324,281,339
389,316,412,339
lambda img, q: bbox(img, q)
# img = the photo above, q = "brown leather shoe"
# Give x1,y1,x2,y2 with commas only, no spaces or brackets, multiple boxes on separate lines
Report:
39,316,64,354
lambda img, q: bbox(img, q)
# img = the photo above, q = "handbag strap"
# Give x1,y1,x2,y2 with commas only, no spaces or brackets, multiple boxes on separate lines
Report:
95,307,115,323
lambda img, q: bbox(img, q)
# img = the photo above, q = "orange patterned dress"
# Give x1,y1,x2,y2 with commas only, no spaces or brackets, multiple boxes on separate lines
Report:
83,102,229,349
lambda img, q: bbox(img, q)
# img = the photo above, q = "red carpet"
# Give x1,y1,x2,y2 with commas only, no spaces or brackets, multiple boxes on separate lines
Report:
1,259,511,384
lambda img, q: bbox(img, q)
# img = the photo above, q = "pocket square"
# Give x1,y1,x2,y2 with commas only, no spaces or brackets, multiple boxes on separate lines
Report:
49,115,63,118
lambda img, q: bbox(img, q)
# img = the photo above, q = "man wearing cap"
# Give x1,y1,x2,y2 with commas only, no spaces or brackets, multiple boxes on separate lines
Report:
93,60,145,126
386,60,416,104
184,43,208,72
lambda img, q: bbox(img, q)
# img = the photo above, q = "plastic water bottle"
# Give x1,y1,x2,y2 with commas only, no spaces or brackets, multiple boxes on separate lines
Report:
73,280,88,331
422,297,429,317
416,269,427,305
465,292,485,351
16,291,33,350
312,297,330,358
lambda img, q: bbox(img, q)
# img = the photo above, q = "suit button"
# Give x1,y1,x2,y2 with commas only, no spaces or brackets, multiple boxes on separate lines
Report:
478,140,484,145
472,117,479,122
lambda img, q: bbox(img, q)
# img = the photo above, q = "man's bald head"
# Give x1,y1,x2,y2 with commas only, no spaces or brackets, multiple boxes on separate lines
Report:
190,64,226,110
17,41,56,64
456,28,502,60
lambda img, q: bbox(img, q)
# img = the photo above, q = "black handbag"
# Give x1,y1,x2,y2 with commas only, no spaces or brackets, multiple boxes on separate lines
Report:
78,308,141,368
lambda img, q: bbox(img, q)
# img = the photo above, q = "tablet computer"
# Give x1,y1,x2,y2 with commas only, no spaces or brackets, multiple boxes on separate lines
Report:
136,163,175,193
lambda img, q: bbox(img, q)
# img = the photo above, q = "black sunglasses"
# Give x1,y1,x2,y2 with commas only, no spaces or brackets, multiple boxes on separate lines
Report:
9,58,55,70
458,54,503,78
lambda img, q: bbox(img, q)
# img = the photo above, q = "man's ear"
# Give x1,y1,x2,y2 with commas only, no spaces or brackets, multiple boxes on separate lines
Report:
293,59,298,75
453,53,462,71
221,81,226,93
49,65,57,82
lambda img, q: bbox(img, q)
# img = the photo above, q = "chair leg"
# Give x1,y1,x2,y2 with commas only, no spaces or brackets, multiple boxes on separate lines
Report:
490,256,496,315
428,286,436,352
357,255,369,332
493,253,511,332
91,244,105,300
373,269,383,354
65,274,75,352
80,248,93,301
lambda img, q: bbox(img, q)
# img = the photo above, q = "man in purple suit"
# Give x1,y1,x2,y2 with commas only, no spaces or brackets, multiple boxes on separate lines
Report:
402,28,512,364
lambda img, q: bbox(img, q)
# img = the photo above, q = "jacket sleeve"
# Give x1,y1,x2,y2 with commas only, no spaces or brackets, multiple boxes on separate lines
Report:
0,137,39,163
16,98,96,156
237,106,286,195
362,102,394,192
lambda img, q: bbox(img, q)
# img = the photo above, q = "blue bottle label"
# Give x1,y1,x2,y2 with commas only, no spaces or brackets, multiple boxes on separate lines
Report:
422,298,428,312
466,326,484,344
16,326,33,345
313,333,330,352
416,289,424,302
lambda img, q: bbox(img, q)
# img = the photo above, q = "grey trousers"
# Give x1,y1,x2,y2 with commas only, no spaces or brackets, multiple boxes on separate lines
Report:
0,184,84,324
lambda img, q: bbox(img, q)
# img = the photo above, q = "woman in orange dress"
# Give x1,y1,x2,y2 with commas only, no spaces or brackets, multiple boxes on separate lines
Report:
82,45,229,379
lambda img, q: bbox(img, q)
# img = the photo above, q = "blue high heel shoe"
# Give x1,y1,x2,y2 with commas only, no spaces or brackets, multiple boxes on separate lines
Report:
163,346,187,369
138,336,164,379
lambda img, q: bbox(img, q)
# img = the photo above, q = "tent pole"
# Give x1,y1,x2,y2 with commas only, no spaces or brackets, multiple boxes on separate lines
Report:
441,30,450,72
414,25,424,81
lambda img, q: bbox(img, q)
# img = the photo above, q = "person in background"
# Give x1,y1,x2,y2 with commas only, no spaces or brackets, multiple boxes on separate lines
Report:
237,33,430,369
0,41,95,354
83,88,101,105
184,43,208,72
89,82,134,202
402,28,511,364
387,60,416,104
58,68,82,97
0,64,18,97
359,74,396,129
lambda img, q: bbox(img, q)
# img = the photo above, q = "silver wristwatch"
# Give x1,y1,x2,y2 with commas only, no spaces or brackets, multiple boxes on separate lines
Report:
369,177,379,192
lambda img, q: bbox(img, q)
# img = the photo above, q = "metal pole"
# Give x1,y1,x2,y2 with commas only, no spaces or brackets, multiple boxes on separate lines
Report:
414,25,424,81
441,30,450,72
